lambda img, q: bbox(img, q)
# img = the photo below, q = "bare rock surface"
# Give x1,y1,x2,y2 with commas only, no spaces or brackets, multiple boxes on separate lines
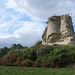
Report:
42,14,75,45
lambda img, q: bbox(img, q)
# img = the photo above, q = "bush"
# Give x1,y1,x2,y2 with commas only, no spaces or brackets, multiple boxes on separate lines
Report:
22,59,33,67
35,41,42,45
0,44,75,68
32,58,59,68
23,48,37,61
36,45,54,58
0,54,17,66
32,57,42,67
48,46,75,67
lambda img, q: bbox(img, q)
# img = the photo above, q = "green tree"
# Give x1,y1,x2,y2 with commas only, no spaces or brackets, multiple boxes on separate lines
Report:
11,44,23,49
0,47,9,58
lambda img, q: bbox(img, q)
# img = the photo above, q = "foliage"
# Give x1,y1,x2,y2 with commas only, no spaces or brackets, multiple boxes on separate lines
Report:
48,46,75,67
0,43,75,68
0,47,9,58
11,44,23,49
32,58,59,68
35,45,58,58
22,59,33,67
35,41,42,45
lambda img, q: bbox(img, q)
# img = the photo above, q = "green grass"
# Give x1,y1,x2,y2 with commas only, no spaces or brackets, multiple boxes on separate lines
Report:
0,66,75,75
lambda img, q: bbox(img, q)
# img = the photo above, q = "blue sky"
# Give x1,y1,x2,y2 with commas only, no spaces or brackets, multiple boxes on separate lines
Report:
0,0,75,48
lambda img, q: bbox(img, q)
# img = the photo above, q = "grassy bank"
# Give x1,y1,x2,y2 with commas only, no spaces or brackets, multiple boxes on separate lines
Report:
0,66,75,75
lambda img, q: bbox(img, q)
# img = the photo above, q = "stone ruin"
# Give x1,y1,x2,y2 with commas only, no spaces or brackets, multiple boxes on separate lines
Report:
42,14,75,45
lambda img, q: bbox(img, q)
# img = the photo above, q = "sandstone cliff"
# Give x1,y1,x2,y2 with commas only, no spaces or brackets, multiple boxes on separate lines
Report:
42,14,75,45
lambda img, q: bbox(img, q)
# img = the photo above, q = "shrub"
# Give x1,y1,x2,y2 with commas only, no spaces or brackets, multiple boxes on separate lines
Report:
32,57,42,67
0,44,75,68
0,54,17,66
23,49,37,61
35,41,42,45
36,45,55,58
32,58,58,68
48,47,75,67
22,59,33,67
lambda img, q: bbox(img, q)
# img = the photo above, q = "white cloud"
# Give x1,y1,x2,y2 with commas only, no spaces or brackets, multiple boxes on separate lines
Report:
0,21,45,47
0,14,19,35
0,0,47,47
6,0,75,21
0,0,75,47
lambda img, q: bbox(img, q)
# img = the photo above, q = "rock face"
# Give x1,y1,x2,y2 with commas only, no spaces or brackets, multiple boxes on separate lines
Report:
42,14,75,45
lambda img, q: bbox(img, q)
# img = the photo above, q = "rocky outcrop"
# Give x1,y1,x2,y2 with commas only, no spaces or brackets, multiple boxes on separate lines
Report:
42,14,75,45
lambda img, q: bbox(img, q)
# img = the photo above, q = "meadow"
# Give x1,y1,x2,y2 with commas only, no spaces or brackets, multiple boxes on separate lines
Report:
0,66,75,75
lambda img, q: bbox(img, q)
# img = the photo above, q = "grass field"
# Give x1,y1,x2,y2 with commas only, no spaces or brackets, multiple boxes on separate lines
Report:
0,66,75,75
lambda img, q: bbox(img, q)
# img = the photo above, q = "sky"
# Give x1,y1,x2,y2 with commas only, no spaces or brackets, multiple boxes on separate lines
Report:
0,0,75,48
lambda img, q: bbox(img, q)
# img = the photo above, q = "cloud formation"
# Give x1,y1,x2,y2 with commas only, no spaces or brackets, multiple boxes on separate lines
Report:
6,0,75,20
0,0,75,47
0,21,45,47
